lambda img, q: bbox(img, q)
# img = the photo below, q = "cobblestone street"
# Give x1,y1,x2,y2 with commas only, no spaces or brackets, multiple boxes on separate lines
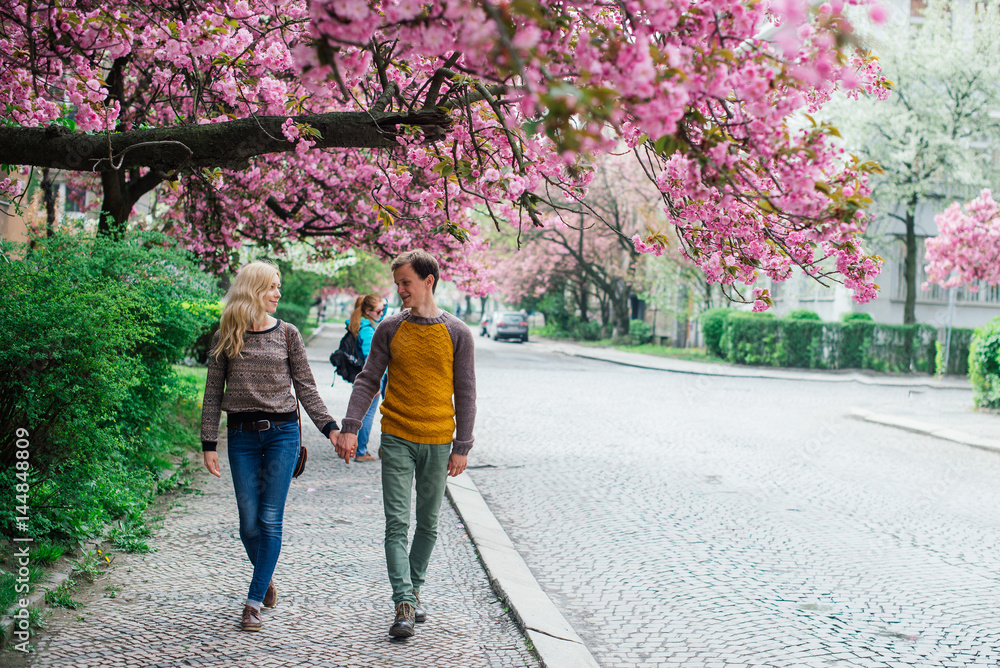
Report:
3,328,537,668
472,335,1000,668
7,323,1000,668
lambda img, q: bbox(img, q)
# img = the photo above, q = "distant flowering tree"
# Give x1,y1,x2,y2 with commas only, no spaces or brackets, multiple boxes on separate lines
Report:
924,190,1000,291
822,0,1000,321
496,153,692,337
0,0,890,302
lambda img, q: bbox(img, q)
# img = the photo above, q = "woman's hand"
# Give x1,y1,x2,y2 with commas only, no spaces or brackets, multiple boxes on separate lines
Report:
203,451,221,478
328,430,340,447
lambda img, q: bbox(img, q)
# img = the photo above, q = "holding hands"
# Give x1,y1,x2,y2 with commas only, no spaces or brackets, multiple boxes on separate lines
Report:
447,453,467,477
335,431,358,464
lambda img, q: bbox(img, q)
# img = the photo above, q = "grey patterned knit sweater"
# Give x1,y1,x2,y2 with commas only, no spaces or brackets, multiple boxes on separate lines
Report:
200,320,338,451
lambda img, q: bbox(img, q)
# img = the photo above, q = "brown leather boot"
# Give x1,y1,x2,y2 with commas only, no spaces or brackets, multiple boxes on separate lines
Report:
241,605,262,632
413,592,426,623
263,581,277,608
389,602,415,638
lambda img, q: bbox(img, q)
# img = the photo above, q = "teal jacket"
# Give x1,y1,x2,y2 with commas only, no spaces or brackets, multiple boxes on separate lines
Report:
345,317,377,357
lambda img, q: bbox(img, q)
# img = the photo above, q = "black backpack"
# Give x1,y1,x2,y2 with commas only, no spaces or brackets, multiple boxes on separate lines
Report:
330,330,365,383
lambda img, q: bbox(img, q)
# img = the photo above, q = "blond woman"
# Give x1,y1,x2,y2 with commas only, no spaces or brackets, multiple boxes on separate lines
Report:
200,260,339,631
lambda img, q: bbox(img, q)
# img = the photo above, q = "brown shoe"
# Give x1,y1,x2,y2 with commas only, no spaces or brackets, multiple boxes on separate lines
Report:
263,581,277,608
389,602,415,638
355,454,377,462
413,592,426,623
241,605,262,632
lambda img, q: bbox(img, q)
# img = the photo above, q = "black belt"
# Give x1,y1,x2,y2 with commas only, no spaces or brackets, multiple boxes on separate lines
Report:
234,420,291,431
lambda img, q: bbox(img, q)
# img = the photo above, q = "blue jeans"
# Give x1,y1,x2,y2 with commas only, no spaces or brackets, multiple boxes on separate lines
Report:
356,394,380,457
227,421,300,604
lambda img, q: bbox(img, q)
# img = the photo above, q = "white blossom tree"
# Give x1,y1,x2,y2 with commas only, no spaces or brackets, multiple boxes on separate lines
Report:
823,0,1000,323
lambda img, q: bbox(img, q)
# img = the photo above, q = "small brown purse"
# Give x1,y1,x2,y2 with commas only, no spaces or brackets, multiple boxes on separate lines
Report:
284,323,307,479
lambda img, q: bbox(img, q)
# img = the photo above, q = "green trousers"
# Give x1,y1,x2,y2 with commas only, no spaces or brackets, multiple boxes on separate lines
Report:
380,433,451,607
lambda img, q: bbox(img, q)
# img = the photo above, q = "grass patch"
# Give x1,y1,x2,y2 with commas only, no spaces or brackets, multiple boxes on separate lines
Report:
109,518,153,554
45,579,82,609
172,364,208,399
73,550,112,582
612,344,715,363
0,569,41,616
529,324,572,339
30,542,67,566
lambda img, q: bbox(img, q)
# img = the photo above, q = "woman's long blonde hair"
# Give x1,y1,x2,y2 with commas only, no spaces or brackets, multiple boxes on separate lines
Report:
212,261,281,360
348,293,383,335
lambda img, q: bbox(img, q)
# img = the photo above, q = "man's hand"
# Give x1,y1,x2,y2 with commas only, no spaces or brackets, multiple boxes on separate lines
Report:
336,432,358,464
203,451,221,478
447,453,468,477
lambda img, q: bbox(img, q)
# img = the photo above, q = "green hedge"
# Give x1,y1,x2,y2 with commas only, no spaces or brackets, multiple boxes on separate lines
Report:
969,317,1000,408
699,307,732,358
936,328,975,377
712,310,970,375
0,232,219,543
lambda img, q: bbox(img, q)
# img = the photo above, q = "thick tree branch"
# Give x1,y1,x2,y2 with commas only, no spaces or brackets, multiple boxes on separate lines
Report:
0,110,453,172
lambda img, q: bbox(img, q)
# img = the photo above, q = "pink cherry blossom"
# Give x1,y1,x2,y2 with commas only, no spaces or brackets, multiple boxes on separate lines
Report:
0,0,892,304
925,190,1000,290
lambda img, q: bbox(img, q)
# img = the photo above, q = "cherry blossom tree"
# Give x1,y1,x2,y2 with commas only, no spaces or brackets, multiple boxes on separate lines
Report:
494,153,687,338
1,0,890,301
924,189,1000,290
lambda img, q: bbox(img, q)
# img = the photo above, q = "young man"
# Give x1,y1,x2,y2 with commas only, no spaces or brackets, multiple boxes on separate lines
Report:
336,249,476,638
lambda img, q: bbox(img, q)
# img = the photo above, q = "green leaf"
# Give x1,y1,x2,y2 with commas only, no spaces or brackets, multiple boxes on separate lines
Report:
432,161,455,178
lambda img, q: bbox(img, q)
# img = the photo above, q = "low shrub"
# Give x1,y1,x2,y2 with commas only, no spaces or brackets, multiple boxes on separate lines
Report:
935,327,976,377
720,312,783,366
0,231,219,544
629,319,652,344
785,309,822,321
573,320,604,341
969,317,1000,409
699,307,732,358
781,318,825,368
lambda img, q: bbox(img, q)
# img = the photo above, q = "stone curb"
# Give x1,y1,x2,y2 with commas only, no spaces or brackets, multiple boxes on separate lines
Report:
446,473,600,668
0,540,100,649
849,408,1000,454
0,571,69,649
536,340,971,390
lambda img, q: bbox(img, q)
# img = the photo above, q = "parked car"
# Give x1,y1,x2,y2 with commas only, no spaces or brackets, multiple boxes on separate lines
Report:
489,311,528,342
480,315,491,336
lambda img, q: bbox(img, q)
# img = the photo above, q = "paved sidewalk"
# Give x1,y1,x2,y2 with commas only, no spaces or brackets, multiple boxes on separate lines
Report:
535,338,999,450
5,324,538,668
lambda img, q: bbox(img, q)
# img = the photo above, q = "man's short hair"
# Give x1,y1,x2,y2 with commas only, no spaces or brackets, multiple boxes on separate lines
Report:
391,249,440,293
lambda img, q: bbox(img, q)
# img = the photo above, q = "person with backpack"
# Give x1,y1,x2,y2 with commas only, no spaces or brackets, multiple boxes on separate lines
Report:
200,260,340,632
335,250,476,638
344,293,386,462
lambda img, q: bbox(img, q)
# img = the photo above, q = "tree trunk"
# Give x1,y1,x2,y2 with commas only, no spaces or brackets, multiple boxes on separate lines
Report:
98,172,131,239
40,168,56,236
611,281,631,343
97,169,168,239
902,203,918,325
